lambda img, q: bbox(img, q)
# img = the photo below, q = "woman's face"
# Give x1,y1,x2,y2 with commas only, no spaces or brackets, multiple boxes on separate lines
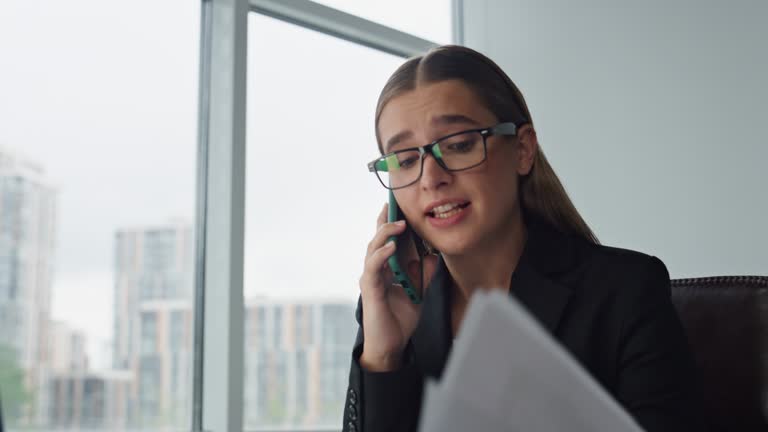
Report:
377,79,535,256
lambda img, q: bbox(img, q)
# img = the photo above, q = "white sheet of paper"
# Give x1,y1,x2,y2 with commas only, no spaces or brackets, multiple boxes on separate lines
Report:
418,290,644,432
418,380,514,432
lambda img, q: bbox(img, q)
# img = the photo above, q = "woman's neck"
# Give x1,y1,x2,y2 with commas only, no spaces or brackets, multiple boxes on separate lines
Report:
443,209,528,308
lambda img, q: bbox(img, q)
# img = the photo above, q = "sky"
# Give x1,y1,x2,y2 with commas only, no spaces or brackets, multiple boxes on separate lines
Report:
0,1,451,369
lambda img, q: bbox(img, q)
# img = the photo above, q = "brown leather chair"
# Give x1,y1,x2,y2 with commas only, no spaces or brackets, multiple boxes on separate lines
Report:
670,276,768,432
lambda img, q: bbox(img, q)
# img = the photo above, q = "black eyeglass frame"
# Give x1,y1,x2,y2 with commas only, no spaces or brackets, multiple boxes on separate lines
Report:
367,122,520,190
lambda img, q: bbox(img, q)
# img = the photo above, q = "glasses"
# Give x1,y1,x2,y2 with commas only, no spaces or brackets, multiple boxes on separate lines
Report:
367,122,519,190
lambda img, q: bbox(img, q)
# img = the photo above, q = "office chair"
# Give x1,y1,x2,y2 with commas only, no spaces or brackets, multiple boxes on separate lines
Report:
671,275,768,432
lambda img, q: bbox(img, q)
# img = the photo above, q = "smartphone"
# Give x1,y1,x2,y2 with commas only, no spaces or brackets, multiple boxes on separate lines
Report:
388,190,424,304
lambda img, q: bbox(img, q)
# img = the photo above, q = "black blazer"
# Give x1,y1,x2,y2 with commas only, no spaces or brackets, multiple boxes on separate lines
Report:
342,215,709,432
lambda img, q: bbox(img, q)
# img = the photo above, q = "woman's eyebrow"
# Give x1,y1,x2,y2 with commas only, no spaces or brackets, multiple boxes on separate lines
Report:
384,130,413,153
431,114,481,127
384,115,480,153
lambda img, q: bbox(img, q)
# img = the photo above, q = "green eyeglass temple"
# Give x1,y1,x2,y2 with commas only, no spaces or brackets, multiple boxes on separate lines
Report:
366,121,520,181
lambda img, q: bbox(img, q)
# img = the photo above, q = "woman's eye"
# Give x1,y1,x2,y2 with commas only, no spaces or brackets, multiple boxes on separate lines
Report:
399,156,419,169
446,140,476,153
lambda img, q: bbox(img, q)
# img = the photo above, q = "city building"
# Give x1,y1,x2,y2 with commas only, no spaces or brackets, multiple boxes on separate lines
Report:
48,320,88,374
243,299,357,428
0,146,57,425
113,223,193,426
111,222,358,429
48,369,132,430
136,299,193,427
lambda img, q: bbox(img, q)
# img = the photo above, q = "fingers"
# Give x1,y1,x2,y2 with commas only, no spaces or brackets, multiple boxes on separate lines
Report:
363,239,397,277
366,218,406,257
360,240,399,302
361,202,409,300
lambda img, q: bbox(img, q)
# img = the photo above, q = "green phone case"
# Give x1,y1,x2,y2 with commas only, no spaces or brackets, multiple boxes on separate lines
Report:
388,191,423,304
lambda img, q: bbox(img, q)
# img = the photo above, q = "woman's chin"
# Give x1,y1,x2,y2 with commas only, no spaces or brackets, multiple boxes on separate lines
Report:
432,239,474,257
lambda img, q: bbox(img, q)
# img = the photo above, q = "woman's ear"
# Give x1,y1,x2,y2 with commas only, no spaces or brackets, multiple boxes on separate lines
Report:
515,124,538,176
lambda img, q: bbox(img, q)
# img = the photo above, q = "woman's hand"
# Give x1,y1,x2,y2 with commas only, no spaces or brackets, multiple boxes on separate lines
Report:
358,203,439,372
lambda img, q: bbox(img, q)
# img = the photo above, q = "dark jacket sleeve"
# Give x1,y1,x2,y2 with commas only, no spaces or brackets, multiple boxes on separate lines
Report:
342,297,423,432
615,257,711,431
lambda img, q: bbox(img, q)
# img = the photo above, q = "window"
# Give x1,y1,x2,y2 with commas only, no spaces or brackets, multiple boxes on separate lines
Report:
242,12,404,429
170,310,186,351
257,306,267,348
2,1,451,430
0,1,198,430
314,0,453,43
273,307,283,350
140,312,157,355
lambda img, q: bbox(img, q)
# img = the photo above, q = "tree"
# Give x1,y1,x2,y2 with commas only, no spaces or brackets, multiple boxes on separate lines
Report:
0,344,31,427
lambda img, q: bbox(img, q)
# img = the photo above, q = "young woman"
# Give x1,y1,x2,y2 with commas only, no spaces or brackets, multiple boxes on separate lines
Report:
343,45,707,432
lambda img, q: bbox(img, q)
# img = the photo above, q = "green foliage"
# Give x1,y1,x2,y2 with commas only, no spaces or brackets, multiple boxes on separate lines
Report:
0,344,32,426
267,390,287,424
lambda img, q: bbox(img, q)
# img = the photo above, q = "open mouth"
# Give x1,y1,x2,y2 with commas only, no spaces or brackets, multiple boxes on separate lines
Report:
427,202,471,219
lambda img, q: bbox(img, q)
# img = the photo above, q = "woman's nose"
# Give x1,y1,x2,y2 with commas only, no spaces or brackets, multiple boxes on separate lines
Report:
419,153,452,190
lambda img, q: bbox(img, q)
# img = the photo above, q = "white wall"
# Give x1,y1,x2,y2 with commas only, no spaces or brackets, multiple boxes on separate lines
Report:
460,0,767,277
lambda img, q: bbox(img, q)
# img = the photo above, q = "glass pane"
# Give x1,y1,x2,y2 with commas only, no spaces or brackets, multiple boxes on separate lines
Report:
245,13,402,430
314,0,453,44
0,1,199,431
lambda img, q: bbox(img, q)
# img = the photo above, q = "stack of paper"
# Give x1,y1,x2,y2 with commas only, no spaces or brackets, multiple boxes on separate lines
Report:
418,290,643,432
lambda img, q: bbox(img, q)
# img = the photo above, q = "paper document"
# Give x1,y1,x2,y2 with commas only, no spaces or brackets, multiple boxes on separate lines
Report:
417,290,643,432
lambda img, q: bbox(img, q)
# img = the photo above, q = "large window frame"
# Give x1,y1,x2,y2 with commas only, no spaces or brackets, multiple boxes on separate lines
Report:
193,1,462,431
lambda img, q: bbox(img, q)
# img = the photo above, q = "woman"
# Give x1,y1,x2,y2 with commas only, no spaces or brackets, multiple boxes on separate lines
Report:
343,45,706,432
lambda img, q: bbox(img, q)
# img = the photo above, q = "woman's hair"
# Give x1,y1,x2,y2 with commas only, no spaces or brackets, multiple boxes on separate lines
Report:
374,45,599,244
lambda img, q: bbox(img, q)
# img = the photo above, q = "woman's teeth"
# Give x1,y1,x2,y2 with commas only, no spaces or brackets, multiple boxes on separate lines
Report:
432,203,461,214
433,205,465,219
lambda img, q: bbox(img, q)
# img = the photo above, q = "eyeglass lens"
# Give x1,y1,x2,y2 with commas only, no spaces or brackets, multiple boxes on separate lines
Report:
377,131,485,189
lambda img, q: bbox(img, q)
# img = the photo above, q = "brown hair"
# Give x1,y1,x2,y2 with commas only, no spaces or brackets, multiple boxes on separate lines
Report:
375,45,598,244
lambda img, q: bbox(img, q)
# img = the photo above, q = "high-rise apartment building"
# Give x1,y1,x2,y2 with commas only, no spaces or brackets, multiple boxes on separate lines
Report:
0,146,57,425
48,320,88,374
113,223,193,426
48,369,132,429
136,298,193,426
112,222,358,429
243,299,357,428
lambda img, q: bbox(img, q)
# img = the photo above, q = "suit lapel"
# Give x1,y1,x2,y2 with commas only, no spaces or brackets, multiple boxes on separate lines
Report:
509,215,579,334
409,214,583,378
410,254,453,379
509,250,573,335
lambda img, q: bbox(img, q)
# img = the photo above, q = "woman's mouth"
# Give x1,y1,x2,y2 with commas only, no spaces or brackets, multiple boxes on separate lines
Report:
426,202,471,228
427,202,471,219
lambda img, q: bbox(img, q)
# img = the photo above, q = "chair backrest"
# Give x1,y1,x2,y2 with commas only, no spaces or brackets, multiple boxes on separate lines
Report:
670,276,768,432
